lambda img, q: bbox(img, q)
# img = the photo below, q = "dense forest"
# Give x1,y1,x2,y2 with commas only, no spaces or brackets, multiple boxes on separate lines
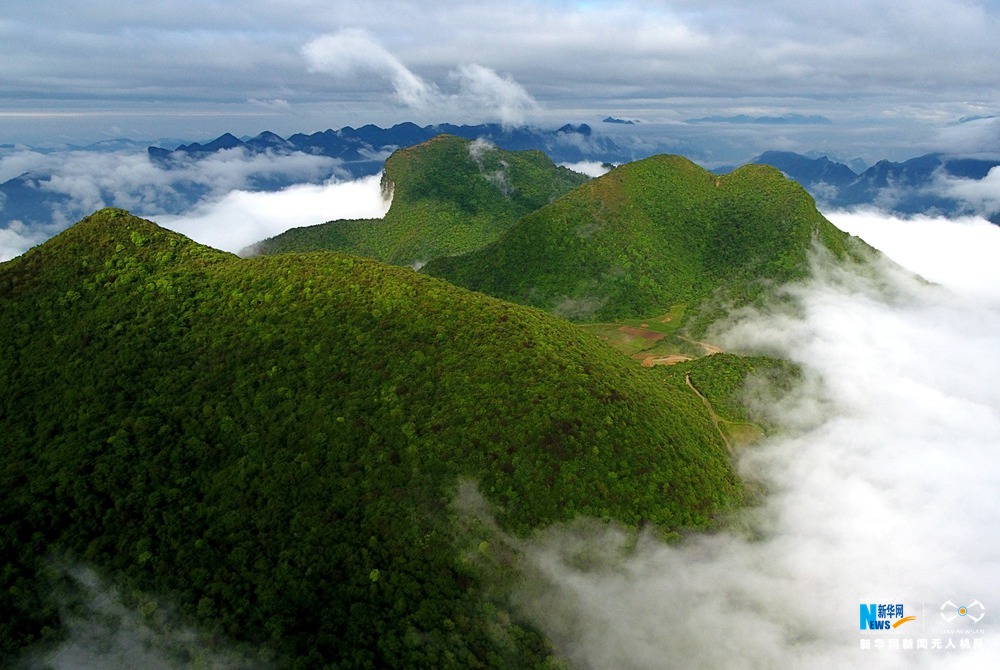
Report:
425,154,874,329
0,209,795,668
249,135,589,265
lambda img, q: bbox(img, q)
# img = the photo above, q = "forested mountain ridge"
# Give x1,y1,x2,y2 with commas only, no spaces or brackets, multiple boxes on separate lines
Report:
424,154,873,329
1,209,755,667
248,135,590,265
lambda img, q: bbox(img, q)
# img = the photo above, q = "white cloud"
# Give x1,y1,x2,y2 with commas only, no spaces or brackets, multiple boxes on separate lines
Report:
301,29,540,126
468,137,496,161
247,98,292,110
931,167,1000,221
0,147,352,258
302,29,439,109
6,1,1000,159
516,213,1000,668
0,219,58,262
450,63,538,127
559,161,612,178
828,210,1000,302
157,173,389,254
931,117,1000,155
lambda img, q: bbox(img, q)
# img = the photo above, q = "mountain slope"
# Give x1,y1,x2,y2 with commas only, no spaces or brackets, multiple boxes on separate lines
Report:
0,209,744,667
249,134,589,265
424,154,869,328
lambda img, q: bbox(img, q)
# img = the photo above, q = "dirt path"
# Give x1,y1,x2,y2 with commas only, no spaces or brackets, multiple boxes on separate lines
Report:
639,354,691,367
678,336,723,356
685,372,733,456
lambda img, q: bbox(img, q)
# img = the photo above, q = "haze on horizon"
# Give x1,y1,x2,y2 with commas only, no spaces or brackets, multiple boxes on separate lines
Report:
2,0,1000,164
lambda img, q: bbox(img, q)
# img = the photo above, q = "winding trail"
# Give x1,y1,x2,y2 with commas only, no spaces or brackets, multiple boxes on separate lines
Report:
685,372,733,456
678,335,723,356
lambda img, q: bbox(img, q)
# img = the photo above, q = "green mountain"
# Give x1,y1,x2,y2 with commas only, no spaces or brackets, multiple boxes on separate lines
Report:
249,135,590,265
2,209,751,668
424,154,872,328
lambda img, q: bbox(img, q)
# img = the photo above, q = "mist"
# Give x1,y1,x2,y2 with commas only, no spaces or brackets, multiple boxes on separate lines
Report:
0,219,62,262
559,161,613,178
157,173,390,254
0,147,387,259
16,563,269,670
515,212,1000,668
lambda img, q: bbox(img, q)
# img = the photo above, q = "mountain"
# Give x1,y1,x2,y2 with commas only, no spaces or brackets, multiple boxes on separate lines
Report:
424,154,871,329
149,122,632,177
1,209,754,667
248,135,590,264
0,122,631,241
753,150,1000,223
0,171,73,225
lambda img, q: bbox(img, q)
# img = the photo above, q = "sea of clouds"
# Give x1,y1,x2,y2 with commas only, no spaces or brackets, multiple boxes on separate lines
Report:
0,146,391,260
515,211,1000,668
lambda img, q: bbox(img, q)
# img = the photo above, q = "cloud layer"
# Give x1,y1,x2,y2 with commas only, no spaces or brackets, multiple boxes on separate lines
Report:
5,1,1000,159
158,173,389,254
516,213,1000,668
0,146,370,259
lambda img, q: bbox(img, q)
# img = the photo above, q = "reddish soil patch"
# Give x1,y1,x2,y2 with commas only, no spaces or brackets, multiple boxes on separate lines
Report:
654,355,692,365
638,354,691,367
618,326,665,341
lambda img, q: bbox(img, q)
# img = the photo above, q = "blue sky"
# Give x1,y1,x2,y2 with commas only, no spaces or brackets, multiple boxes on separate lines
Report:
3,0,1000,161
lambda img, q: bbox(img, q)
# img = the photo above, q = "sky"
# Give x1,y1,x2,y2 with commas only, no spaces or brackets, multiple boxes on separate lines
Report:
4,0,1000,163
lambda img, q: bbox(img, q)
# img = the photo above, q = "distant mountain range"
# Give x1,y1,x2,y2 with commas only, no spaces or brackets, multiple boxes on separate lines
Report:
148,121,632,176
751,151,1000,223
0,123,630,233
4,123,1000,252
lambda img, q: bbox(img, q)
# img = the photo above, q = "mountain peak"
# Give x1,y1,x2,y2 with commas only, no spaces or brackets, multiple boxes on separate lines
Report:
425,152,869,328
253,134,589,263
3,209,231,294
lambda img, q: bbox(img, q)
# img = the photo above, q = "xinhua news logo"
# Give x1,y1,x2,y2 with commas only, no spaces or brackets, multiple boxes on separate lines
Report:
860,603,916,631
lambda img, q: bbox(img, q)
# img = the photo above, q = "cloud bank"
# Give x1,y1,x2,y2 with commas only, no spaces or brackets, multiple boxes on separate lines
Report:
0,147,344,221
934,167,1000,223
0,220,61,263
516,213,1000,668
158,173,389,254
0,146,380,259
